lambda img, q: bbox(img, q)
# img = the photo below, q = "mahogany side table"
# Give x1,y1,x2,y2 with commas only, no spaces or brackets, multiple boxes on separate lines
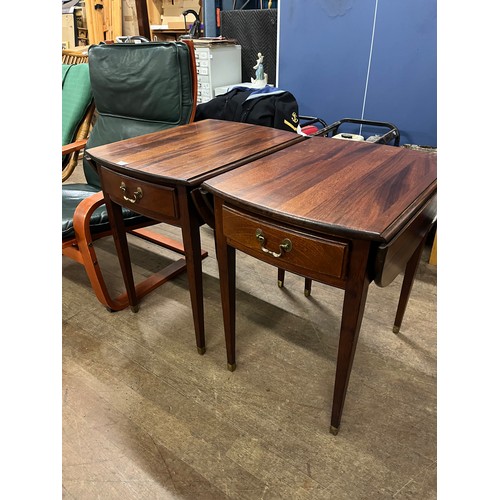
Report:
86,119,304,354
202,136,437,433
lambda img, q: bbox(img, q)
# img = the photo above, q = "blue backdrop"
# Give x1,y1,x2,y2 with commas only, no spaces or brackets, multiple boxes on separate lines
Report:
278,0,437,146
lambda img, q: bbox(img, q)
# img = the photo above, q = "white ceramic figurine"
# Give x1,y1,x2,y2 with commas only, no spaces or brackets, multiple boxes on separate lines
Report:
251,52,268,87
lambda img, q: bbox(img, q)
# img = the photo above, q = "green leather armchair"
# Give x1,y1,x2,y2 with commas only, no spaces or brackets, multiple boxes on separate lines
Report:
62,41,199,311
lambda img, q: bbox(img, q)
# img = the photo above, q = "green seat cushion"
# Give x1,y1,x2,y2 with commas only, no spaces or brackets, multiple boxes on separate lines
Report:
62,63,93,147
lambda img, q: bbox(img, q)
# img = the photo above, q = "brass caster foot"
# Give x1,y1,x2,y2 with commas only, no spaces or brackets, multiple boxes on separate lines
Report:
130,304,139,313
329,425,339,436
277,280,283,288
197,346,206,355
304,289,311,297
227,363,236,372
393,325,400,334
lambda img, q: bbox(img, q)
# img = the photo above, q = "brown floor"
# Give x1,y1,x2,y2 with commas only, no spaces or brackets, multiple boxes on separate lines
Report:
62,165,437,499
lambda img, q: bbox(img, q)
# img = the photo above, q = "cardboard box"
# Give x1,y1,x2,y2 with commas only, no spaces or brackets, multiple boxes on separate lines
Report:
162,0,201,19
161,16,187,29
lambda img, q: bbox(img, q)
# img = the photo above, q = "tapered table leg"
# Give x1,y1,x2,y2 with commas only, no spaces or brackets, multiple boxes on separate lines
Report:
179,191,206,354
104,194,139,312
330,240,371,434
393,236,426,334
277,268,285,288
304,277,312,297
214,202,236,371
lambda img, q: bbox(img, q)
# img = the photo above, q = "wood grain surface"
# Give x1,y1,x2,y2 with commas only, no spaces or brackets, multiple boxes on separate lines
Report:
203,136,437,242
87,119,303,186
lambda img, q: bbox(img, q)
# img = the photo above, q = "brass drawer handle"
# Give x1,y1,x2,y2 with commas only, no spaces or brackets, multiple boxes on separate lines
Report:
255,228,292,258
120,181,143,204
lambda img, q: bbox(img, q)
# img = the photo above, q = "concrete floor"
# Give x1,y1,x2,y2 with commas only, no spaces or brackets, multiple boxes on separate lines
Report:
62,165,437,499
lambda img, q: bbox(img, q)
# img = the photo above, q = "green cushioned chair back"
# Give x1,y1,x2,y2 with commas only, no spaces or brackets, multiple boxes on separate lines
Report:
62,63,93,148
83,42,195,187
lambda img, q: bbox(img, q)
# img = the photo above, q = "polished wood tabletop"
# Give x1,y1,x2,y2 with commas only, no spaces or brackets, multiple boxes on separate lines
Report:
87,119,303,185
203,135,437,434
204,136,436,242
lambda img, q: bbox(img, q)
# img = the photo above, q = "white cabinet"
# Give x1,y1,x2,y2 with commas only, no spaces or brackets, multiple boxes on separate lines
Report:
194,43,242,103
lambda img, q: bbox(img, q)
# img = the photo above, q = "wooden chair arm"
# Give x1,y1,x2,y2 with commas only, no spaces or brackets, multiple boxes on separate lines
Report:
62,139,87,156
72,191,106,244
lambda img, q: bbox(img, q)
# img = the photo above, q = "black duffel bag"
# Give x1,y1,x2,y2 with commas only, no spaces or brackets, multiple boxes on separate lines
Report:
194,86,300,133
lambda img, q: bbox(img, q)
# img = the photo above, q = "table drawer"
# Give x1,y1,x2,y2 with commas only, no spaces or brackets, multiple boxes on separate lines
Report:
100,167,179,221
222,206,348,280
